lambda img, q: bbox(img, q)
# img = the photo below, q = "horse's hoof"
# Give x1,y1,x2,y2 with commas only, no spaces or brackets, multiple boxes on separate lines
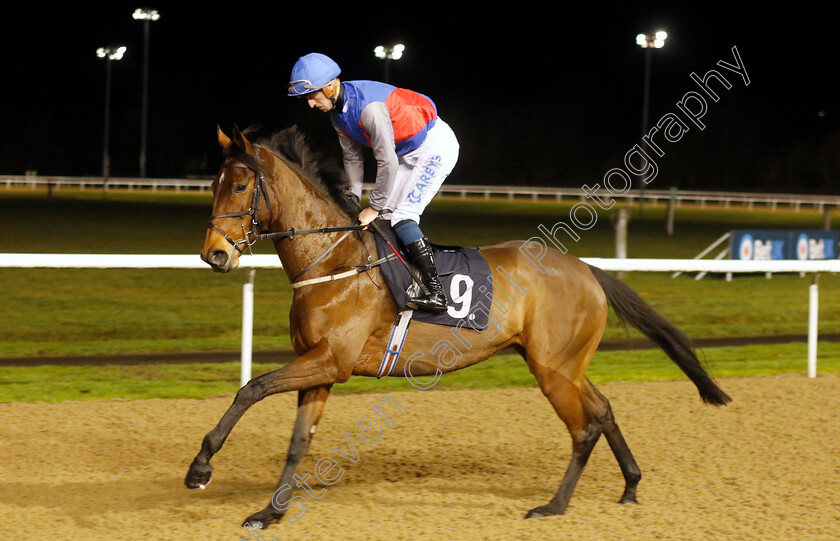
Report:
619,495,638,505
243,520,263,530
525,504,565,519
184,462,214,489
243,508,281,531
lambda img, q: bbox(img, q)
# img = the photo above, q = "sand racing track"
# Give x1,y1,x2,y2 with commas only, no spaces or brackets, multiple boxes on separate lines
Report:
1,372,839,540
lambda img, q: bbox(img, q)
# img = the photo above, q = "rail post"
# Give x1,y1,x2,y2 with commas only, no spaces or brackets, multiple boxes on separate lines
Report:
666,187,677,235
241,268,256,387
615,207,628,279
808,273,819,378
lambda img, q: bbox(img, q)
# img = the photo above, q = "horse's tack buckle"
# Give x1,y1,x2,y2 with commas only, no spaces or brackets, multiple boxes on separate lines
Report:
240,225,257,255
356,255,373,272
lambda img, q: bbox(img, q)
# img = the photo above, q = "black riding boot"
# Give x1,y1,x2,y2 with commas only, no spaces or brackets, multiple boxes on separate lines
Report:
404,237,448,313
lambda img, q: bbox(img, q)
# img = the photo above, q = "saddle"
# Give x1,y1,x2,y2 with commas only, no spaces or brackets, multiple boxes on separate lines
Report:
373,224,494,330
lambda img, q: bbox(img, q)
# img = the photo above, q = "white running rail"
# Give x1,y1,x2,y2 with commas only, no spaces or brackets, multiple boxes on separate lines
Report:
2,253,839,383
4,175,840,211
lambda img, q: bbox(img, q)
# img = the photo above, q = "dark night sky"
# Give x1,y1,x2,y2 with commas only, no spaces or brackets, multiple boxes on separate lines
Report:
2,2,837,191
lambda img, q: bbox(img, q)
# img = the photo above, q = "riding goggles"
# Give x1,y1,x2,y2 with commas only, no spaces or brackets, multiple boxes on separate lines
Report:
288,79,321,96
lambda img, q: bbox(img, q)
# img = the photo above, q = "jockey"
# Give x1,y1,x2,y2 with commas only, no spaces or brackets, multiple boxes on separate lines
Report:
288,52,459,313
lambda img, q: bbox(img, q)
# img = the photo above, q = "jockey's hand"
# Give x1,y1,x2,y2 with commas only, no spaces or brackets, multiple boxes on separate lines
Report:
358,207,379,228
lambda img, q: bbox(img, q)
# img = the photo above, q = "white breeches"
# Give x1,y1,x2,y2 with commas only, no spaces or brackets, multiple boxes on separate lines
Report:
383,119,459,225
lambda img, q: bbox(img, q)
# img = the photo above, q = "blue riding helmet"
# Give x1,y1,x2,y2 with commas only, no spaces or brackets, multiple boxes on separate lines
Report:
288,53,341,96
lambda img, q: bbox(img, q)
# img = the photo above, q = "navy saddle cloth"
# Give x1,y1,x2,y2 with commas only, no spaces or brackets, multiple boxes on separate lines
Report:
373,224,493,330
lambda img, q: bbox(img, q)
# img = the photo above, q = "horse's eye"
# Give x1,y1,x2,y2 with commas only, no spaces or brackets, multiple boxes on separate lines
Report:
234,184,247,194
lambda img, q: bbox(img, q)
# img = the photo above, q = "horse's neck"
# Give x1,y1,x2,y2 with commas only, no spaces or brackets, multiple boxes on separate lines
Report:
264,153,368,279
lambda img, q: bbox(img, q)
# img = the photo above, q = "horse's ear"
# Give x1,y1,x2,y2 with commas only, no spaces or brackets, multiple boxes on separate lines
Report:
232,125,255,155
217,126,232,153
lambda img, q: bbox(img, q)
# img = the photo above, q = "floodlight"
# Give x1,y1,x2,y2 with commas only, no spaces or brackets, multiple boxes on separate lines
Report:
133,7,160,21
96,46,126,60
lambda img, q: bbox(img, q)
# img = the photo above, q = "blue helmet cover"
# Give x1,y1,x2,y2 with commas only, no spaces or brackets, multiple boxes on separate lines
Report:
288,53,341,96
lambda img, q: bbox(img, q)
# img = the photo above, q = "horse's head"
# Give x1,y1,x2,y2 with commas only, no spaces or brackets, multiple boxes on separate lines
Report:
201,127,274,272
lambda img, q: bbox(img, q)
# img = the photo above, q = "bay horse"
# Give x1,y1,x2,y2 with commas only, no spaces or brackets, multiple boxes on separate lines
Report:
186,126,731,529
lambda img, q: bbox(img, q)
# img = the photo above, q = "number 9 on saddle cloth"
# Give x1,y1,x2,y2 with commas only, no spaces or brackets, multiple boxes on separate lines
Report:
374,223,493,330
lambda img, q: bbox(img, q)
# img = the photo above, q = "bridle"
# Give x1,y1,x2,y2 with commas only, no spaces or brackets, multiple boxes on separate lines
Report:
206,147,392,284
207,148,277,255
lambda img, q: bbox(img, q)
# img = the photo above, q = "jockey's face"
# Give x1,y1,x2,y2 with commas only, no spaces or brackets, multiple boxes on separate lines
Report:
306,89,334,112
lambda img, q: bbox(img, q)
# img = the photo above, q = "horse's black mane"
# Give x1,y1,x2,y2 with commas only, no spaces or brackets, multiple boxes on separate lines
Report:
253,126,362,219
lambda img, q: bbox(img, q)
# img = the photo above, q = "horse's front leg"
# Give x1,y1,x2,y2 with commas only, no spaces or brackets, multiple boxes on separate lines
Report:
242,384,331,530
185,338,347,490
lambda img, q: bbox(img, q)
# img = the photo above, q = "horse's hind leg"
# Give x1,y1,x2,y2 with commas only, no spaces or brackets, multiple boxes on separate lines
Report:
525,363,603,518
527,366,642,518
243,385,331,530
582,378,641,504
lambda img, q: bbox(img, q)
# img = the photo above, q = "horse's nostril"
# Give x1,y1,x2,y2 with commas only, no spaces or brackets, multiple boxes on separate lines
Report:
210,250,229,266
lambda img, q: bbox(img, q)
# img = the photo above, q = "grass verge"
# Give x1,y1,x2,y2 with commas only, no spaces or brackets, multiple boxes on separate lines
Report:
2,342,838,403
2,192,839,403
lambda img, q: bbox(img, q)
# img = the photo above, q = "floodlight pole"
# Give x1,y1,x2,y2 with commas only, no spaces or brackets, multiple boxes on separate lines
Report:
102,56,113,183
636,31,667,211
97,46,126,189
641,46,652,151
133,8,160,178
384,58,392,84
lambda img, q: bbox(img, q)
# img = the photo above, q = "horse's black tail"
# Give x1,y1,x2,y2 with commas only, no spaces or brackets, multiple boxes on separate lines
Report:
589,265,731,406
